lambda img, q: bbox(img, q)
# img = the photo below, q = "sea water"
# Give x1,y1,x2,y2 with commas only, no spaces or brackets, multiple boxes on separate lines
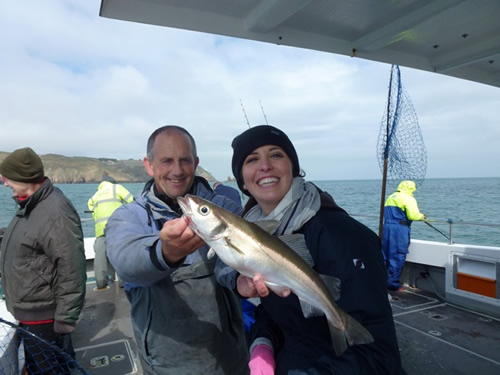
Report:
0,178,499,247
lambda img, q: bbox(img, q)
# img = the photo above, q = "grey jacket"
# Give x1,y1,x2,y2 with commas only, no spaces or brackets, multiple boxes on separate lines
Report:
0,179,86,324
105,177,249,375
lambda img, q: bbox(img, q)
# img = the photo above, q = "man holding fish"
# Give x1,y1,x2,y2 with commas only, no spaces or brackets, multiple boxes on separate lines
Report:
105,126,249,374
179,125,405,374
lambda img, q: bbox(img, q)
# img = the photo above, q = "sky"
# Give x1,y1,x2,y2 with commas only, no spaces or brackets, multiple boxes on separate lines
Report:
1,1,499,182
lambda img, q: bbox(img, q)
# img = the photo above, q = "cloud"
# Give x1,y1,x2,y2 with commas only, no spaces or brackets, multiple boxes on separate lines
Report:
0,0,498,181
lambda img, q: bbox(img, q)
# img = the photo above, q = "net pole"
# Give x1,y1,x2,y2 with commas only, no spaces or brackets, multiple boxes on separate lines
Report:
378,65,395,238
378,157,388,238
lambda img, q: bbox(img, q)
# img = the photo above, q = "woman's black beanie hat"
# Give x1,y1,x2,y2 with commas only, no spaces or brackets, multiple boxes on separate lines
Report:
231,125,300,195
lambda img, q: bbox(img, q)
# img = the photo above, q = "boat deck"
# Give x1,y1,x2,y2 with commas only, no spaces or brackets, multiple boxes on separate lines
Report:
70,281,500,374
73,282,141,374
392,286,500,375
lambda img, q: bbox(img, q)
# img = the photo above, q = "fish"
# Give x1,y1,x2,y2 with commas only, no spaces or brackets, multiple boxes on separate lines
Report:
177,194,374,356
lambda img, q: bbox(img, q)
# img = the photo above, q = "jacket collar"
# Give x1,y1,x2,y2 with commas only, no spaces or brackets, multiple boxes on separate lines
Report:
140,176,213,213
16,179,53,216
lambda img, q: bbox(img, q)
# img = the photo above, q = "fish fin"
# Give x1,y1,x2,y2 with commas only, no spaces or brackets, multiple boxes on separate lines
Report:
224,236,246,255
207,248,216,259
254,220,281,234
298,299,325,318
278,234,314,267
319,274,341,301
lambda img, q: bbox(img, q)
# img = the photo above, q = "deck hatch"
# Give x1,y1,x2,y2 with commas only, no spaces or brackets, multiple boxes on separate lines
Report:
75,339,137,374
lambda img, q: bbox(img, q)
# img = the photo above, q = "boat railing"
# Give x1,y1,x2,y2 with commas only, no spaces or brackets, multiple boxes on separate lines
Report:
350,214,500,246
6,215,500,248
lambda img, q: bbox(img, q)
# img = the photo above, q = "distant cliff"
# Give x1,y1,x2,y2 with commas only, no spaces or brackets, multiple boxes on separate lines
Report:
0,152,216,184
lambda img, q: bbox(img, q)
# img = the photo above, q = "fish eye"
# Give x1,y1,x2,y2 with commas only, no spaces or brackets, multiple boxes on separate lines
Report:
199,206,210,215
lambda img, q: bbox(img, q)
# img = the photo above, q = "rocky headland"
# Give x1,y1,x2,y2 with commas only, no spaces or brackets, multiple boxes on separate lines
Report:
0,152,215,184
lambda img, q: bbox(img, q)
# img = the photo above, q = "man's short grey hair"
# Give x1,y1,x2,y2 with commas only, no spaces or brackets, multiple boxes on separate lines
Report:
146,125,197,160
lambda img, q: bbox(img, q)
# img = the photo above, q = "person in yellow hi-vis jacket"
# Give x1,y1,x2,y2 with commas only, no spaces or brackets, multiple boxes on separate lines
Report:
382,180,426,291
88,176,133,289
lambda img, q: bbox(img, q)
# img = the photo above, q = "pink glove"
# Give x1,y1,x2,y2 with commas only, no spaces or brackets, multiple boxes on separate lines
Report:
249,344,275,375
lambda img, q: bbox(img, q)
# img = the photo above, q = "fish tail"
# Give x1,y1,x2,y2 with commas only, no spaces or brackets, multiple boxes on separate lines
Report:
328,325,348,356
327,313,374,356
344,314,374,347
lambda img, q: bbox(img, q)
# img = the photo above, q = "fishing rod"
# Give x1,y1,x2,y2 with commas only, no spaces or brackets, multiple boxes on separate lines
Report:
259,100,269,125
239,99,251,128
424,221,450,241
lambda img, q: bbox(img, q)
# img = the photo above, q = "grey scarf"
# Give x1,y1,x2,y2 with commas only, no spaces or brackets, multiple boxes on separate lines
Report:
245,177,342,307
245,177,321,235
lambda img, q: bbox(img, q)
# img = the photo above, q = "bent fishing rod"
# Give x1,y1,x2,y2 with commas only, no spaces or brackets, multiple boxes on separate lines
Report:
424,221,450,241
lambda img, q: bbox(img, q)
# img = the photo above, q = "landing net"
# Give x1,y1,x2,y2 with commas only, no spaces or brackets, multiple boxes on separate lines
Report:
376,65,427,188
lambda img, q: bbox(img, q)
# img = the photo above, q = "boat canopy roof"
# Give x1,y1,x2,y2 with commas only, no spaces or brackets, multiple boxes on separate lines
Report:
100,0,500,89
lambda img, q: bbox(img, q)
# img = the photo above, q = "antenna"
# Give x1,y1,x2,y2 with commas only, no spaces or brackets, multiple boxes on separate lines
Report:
239,99,251,128
259,100,269,124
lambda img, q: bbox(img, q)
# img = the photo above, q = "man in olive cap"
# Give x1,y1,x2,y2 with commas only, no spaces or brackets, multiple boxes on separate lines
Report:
0,147,86,374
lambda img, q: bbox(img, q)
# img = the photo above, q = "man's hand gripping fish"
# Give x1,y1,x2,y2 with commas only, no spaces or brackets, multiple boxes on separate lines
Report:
177,194,374,356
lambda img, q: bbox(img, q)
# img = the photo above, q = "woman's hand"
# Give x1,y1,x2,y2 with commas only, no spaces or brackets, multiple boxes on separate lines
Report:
237,274,291,298
249,344,275,375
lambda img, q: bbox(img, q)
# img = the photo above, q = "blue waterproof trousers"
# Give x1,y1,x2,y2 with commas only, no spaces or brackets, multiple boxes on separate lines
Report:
382,221,411,289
